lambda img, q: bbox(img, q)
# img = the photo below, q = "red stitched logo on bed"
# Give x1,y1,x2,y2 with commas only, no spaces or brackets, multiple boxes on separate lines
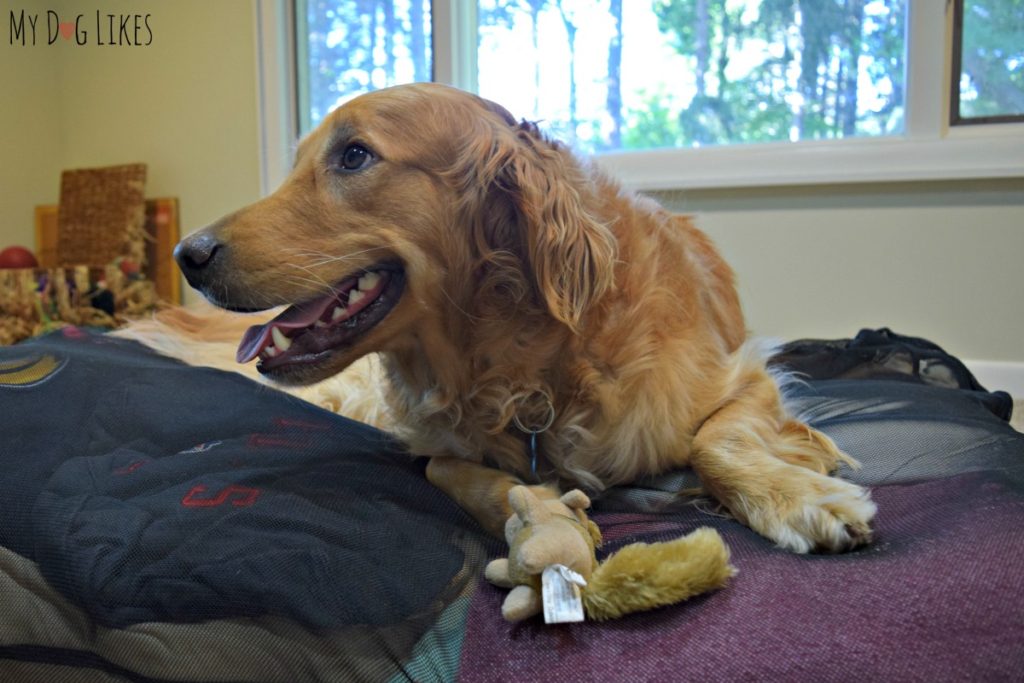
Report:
181,484,261,508
113,460,146,475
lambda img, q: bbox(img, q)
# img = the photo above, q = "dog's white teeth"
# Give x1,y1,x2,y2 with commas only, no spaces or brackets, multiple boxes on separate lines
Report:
314,320,327,328
348,289,367,306
264,345,278,358
271,326,291,351
357,272,380,292
331,306,346,321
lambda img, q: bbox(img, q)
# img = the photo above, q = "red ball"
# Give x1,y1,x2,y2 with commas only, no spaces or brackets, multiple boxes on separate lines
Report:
119,258,140,277
0,245,38,269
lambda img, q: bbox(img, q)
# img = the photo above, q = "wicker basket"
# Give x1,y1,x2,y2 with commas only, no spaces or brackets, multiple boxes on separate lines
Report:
0,163,158,345
57,163,148,268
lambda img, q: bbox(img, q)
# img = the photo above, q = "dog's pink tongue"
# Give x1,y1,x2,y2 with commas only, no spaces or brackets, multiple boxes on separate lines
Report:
236,325,271,364
235,293,336,363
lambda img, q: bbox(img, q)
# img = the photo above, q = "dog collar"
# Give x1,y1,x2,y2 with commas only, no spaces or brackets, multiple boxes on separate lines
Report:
512,396,555,477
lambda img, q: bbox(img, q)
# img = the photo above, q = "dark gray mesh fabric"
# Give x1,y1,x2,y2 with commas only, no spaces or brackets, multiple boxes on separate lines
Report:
790,380,1021,486
770,328,1018,486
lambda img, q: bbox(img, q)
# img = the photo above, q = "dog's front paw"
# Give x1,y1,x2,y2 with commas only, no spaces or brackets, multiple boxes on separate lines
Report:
736,470,877,554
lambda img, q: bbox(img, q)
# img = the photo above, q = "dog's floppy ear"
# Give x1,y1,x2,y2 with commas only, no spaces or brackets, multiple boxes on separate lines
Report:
459,109,617,332
505,125,616,331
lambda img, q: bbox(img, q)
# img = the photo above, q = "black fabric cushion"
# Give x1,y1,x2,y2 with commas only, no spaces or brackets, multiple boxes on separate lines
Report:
0,329,485,629
769,327,1013,420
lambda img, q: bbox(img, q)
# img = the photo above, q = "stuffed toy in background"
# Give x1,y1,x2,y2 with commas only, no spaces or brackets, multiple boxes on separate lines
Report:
485,485,736,622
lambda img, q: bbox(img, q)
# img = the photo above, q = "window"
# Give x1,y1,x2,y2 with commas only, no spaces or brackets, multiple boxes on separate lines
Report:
298,0,909,152
951,0,1024,125
477,1,906,153
270,1,1023,192
296,1,432,134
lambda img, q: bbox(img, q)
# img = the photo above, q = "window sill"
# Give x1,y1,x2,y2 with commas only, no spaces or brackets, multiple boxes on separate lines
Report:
594,124,1024,191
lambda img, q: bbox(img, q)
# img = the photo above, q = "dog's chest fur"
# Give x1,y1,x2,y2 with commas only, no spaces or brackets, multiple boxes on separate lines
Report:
382,186,745,493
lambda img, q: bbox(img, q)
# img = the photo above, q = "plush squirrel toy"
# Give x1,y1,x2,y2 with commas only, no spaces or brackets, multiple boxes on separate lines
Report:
485,485,736,622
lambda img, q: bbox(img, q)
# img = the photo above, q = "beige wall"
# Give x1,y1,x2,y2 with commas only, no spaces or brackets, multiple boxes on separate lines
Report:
0,26,63,248
653,179,1024,363
0,0,261,257
2,1,1021,363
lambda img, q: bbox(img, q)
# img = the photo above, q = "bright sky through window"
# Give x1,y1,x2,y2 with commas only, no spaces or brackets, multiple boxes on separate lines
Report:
300,1,908,153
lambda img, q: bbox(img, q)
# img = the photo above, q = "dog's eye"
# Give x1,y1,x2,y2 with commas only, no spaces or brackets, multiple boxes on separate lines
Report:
339,144,373,171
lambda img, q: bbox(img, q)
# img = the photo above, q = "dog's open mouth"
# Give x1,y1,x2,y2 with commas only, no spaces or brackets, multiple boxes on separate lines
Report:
236,266,405,374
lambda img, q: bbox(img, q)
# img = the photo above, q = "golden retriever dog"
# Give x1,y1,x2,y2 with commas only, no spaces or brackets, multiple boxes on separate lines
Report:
133,82,875,553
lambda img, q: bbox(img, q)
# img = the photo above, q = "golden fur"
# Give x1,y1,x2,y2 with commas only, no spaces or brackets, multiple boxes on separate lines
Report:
120,83,875,553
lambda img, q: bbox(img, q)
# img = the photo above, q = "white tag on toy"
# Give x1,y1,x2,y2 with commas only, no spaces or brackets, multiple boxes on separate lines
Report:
541,564,586,624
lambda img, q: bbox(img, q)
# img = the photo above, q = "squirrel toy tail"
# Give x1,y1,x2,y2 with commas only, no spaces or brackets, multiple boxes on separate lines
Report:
582,527,736,621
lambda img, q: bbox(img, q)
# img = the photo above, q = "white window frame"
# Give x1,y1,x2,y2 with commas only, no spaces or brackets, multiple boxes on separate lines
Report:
254,0,298,196
256,0,1023,195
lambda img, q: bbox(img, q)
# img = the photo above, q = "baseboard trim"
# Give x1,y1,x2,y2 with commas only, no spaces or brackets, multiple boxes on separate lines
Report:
964,360,1024,398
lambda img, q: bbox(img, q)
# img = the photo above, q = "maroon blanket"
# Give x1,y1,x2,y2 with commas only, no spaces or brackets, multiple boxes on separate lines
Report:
461,471,1023,681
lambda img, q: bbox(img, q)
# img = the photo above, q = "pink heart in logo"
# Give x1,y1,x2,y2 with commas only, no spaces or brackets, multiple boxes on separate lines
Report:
59,22,74,40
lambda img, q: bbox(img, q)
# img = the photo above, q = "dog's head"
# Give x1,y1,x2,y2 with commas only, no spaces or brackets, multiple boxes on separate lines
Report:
175,83,616,385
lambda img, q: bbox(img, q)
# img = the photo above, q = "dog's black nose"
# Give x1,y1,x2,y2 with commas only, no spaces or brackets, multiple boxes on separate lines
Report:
174,232,222,287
